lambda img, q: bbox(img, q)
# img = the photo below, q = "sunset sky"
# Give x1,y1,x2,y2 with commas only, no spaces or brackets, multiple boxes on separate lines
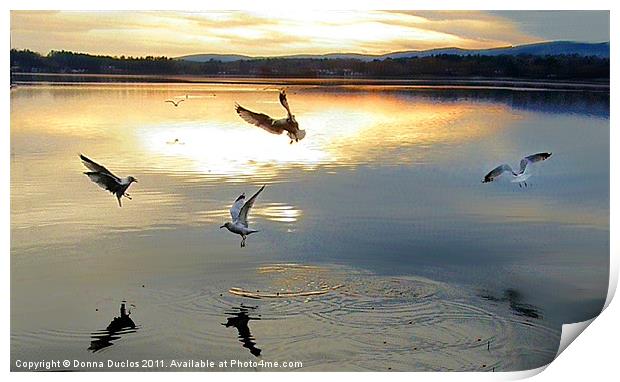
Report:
10,10,609,57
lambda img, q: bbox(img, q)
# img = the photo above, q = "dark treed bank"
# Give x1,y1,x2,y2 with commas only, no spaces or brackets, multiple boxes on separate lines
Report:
10,49,609,81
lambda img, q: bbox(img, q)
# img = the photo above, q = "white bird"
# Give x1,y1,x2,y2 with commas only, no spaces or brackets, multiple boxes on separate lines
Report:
483,152,552,187
220,185,266,248
80,154,138,207
165,99,185,107
235,90,306,144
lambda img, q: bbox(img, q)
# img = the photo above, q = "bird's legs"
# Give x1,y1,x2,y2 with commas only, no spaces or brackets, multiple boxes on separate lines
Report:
117,196,122,207
240,235,247,248
124,193,132,200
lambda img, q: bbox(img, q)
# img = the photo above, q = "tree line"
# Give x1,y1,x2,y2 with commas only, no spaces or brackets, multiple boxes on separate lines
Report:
10,49,609,80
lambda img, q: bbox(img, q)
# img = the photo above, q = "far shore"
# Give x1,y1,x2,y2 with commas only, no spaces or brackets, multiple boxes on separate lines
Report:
10,72,610,91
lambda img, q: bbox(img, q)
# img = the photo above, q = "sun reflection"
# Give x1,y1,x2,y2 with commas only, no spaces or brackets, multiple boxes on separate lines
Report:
257,203,302,223
133,88,514,181
139,121,329,178
13,84,515,183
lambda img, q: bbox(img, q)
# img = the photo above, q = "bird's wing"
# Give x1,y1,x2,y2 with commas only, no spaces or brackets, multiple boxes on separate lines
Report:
80,154,120,181
84,172,123,194
279,90,293,119
177,99,185,104
237,185,265,227
519,152,552,174
165,100,176,105
230,193,245,221
235,104,283,135
483,164,515,183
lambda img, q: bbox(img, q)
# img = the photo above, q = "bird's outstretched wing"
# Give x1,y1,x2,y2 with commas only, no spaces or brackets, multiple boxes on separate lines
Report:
80,154,120,182
235,104,282,135
518,152,552,174
483,164,515,183
84,172,123,194
230,193,245,221
237,185,266,227
279,90,293,119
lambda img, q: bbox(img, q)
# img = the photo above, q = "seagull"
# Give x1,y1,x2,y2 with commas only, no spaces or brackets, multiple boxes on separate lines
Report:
482,152,552,187
220,185,266,248
166,138,184,145
80,154,138,207
235,90,306,144
165,99,185,107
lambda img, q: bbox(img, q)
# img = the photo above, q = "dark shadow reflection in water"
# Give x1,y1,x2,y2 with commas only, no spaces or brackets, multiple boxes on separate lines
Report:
479,289,542,319
88,302,137,353
222,305,262,357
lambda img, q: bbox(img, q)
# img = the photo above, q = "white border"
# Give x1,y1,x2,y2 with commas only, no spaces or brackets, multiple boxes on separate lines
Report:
3,1,617,381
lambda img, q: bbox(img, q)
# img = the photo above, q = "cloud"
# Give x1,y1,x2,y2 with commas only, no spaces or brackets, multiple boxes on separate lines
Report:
8,10,568,57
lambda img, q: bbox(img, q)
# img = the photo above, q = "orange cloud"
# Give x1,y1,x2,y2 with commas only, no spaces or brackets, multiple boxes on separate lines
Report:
10,10,541,57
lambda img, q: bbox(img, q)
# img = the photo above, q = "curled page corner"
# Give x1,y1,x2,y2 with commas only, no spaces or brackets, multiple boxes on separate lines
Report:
506,319,596,380
500,364,548,380
546,262,617,370
555,318,595,359
603,255,618,310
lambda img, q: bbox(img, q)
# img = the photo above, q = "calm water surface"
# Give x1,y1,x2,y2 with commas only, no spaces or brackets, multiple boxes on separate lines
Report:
11,83,609,371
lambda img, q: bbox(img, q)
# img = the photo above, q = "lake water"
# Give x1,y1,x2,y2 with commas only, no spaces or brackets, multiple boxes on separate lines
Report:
10,82,609,371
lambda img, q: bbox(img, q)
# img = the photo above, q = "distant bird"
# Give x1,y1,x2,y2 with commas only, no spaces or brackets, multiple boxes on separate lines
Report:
235,90,306,144
220,185,266,248
482,152,552,187
166,138,184,145
165,99,185,107
80,154,138,207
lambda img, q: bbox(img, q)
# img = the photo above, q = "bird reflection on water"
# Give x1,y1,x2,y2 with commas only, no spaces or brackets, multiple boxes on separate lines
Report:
88,302,138,353
480,289,542,319
222,305,262,357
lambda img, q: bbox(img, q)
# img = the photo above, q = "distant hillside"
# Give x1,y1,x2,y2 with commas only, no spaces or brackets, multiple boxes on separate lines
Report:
178,41,609,62
11,48,609,81
177,53,254,62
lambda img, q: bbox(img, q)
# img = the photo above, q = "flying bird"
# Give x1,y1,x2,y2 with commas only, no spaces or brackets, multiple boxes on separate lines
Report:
80,154,138,207
165,99,185,107
482,152,552,187
235,90,306,144
166,138,185,145
220,185,266,248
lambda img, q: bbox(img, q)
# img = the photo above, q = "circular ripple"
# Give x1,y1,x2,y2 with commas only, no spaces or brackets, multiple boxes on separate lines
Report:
221,263,559,371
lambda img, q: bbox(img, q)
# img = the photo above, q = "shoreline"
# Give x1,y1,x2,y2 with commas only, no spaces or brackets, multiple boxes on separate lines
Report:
11,72,610,91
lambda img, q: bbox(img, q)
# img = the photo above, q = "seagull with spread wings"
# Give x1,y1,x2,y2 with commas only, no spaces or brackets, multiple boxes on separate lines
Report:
220,185,266,248
80,154,138,207
165,99,185,107
482,152,552,187
235,90,306,144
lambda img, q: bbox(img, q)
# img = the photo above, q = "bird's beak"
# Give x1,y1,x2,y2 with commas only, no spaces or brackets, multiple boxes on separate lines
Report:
134,179,139,183
219,225,225,229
